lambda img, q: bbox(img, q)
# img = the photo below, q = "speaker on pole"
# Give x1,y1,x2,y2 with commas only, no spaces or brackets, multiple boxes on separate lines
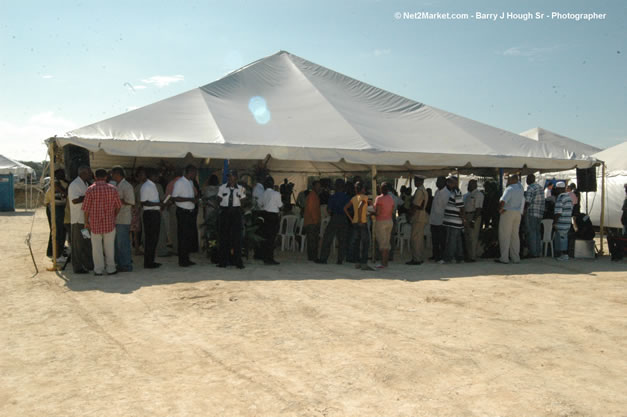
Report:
576,167,597,192
63,145,91,180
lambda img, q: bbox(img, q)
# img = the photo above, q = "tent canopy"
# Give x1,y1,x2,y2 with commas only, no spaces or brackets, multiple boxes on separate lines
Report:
592,141,627,176
519,127,601,160
0,154,34,177
56,50,598,173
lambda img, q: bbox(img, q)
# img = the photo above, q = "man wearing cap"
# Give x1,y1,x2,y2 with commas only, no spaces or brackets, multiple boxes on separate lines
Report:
496,174,524,264
172,165,198,267
217,170,246,269
553,181,573,261
463,179,484,262
407,175,428,265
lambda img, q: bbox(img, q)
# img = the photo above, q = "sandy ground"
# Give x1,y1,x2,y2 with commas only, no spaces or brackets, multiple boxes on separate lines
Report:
1,208,626,417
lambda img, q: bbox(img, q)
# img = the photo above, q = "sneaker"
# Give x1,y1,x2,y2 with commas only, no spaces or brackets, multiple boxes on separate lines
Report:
361,264,376,271
437,260,445,264
56,256,67,263
375,264,386,269
557,255,569,261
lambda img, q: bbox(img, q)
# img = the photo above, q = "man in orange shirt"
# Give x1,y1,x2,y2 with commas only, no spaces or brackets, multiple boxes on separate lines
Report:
344,181,374,271
303,181,321,261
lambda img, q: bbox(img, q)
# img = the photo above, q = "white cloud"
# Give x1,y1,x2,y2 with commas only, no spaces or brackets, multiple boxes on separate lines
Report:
0,112,77,161
134,85,147,90
141,74,184,88
373,48,391,57
126,106,139,111
502,46,557,60
41,75,54,79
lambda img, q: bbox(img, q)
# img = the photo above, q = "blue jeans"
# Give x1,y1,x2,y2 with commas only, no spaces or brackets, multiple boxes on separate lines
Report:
350,223,370,265
115,224,133,270
525,214,542,257
554,229,568,257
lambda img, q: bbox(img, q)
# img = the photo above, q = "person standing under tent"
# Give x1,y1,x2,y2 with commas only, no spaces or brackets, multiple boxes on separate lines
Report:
553,181,573,261
217,170,246,269
303,181,322,262
131,167,146,256
442,177,466,264
45,168,68,262
523,174,544,258
406,175,428,265
140,168,163,269
496,174,524,264
260,176,282,265
429,176,449,263
373,182,395,268
252,176,266,260
111,166,135,272
83,168,121,276
345,181,374,271
68,165,94,273
317,179,351,265
172,165,198,267
463,179,484,262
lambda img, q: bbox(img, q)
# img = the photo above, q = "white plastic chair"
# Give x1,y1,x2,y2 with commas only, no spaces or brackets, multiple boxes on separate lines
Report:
395,216,407,248
279,215,298,251
294,217,307,253
541,219,554,257
398,222,413,256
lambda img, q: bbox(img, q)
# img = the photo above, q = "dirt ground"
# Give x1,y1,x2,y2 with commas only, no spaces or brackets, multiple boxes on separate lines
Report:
1,208,626,417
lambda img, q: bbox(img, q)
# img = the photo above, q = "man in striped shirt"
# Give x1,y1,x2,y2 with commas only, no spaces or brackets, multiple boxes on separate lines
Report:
553,181,573,261
443,177,465,263
524,174,544,258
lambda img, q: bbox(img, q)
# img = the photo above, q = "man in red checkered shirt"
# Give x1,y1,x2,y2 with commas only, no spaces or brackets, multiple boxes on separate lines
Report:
83,168,122,275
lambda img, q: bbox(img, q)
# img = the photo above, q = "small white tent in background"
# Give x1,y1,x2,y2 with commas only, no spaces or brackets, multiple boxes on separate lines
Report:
520,127,601,159
584,141,627,229
0,154,34,180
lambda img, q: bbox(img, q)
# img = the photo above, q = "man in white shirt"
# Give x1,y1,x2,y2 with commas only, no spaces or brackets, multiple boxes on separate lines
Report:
463,179,484,262
140,168,162,269
428,176,450,263
68,165,94,273
251,179,266,260
172,165,198,267
496,174,524,264
260,176,283,265
217,170,246,269
111,166,135,272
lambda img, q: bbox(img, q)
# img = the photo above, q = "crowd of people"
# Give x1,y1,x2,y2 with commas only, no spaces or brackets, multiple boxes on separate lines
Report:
45,164,617,276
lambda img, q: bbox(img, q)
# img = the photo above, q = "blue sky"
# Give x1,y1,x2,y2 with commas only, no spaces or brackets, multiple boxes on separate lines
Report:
1,0,625,161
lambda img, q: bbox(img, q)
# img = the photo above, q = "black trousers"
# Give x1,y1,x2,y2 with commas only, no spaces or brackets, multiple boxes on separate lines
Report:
46,204,66,257
143,210,161,267
252,210,264,259
176,208,196,265
261,212,280,262
71,223,93,272
219,207,243,266
431,224,447,262
319,215,348,263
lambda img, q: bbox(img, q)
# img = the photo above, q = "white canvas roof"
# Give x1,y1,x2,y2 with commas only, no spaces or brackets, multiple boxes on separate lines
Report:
593,141,627,176
56,51,597,173
0,154,34,177
519,127,601,160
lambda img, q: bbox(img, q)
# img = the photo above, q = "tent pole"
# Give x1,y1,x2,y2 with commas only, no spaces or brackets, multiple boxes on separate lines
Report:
48,140,58,269
599,162,606,255
371,165,377,262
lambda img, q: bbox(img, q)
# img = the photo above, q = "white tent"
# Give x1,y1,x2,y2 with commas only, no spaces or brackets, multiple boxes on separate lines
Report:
0,154,34,179
520,127,601,160
582,141,627,229
54,51,597,174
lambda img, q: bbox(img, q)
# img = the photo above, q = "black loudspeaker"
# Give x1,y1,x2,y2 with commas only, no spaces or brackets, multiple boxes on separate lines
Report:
576,167,597,192
63,145,90,180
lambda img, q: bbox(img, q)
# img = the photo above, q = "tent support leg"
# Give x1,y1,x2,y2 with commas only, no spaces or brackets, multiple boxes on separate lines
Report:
599,162,606,256
48,140,58,270
371,165,377,263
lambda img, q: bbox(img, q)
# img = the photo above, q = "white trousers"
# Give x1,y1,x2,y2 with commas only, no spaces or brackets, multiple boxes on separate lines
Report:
498,210,521,263
91,229,117,274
